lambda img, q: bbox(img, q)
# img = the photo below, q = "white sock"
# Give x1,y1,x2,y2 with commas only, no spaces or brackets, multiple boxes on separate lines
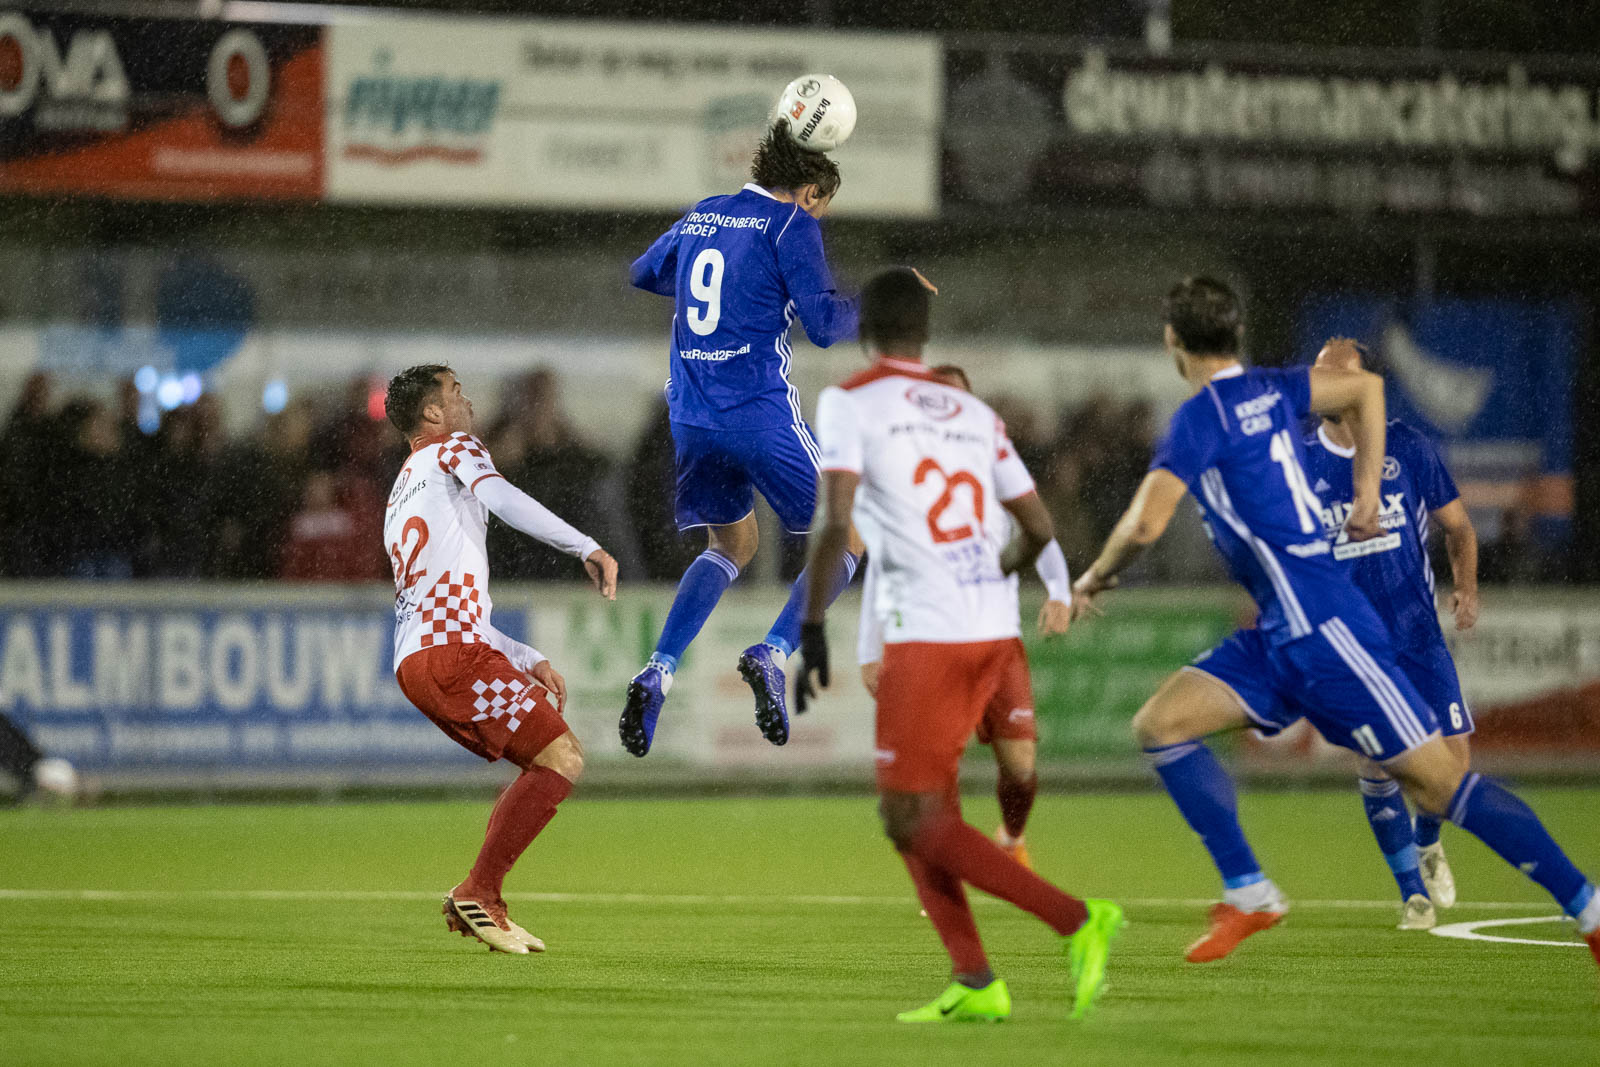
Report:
1224,878,1286,914
762,643,788,669
1577,886,1600,935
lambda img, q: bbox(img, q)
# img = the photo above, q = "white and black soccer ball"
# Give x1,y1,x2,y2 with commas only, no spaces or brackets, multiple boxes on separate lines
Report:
774,74,857,153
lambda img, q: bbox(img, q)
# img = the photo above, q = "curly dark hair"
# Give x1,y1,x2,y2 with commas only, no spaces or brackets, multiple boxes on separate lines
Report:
385,363,452,435
860,267,931,354
750,121,842,200
1163,277,1243,356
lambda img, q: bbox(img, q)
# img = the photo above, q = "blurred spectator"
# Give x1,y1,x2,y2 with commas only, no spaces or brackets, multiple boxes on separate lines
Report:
212,402,315,579
55,399,137,579
1481,504,1545,585
625,398,699,581
486,369,630,580
0,373,56,577
137,400,228,578
279,472,386,582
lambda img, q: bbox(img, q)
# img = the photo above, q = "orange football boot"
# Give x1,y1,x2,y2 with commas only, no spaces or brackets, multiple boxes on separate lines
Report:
1185,902,1286,963
994,827,1032,871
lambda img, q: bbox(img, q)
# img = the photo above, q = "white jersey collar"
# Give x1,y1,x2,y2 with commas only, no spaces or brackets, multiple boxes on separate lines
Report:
742,183,781,201
1209,363,1245,380
1317,424,1357,458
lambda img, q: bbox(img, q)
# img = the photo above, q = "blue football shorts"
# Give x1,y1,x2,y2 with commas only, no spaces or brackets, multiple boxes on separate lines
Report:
670,420,820,534
1187,615,1444,762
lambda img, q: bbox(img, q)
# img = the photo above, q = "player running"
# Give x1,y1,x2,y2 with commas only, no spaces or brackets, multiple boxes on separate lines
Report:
797,268,1122,1022
856,364,1075,868
1068,278,1599,969
621,120,866,757
1301,338,1480,929
383,365,619,955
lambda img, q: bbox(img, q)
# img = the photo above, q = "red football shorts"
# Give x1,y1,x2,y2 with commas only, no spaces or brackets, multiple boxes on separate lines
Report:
396,642,567,770
975,643,1037,745
875,638,1033,793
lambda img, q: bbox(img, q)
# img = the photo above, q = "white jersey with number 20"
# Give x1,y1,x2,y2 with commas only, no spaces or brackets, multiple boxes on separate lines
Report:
815,358,1036,646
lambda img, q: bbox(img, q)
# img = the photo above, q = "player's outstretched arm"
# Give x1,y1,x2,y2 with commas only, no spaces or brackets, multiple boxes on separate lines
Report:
1071,469,1186,620
776,212,858,347
1307,366,1387,540
471,477,618,600
796,468,860,710
1433,498,1480,630
629,219,684,296
1033,539,1073,637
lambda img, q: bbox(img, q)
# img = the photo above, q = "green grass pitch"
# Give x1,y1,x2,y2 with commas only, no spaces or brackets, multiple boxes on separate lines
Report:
2,787,1597,1066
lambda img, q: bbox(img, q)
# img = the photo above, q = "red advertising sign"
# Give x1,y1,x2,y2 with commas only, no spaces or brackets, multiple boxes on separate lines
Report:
0,9,322,201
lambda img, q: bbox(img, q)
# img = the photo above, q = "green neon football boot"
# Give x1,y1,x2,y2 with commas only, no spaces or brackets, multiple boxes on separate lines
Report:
895,979,1012,1023
1065,898,1124,1020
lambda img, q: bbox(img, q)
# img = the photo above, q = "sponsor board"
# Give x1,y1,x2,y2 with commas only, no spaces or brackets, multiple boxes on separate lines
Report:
325,17,940,216
945,42,1600,219
0,8,323,201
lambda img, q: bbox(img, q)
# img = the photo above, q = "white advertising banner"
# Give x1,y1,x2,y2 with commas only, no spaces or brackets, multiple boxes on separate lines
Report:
324,17,940,216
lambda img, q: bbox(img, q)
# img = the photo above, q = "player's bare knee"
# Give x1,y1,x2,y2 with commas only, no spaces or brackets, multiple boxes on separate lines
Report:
995,740,1036,781
534,731,584,783
709,518,759,570
1132,701,1187,749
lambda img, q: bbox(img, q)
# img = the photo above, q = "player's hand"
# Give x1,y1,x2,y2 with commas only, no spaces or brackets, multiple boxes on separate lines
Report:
860,661,880,697
530,660,567,713
585,548,618,601
1451,587,1480,631
796,621,830,713
1069,569,1116,622
1344,495,1383,542
910,268,939,295
1037,598,1073,637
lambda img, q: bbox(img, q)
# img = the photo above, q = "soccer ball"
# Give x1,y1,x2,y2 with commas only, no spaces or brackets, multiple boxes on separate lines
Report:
774,74,857,153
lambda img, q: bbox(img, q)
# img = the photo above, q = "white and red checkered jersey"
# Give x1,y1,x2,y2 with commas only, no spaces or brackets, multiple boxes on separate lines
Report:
384,432,597,672
815,358,1037,646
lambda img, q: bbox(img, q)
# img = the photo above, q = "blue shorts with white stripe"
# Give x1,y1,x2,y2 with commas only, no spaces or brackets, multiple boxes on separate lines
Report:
669,419,821,534
1188,617,1442,762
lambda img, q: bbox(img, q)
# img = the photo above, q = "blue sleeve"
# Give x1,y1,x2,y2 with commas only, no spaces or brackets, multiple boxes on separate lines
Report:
1402,425,1460,510
1276,366,1313,420
774,207,857,347
1149,399,1227,487
630,218,683,297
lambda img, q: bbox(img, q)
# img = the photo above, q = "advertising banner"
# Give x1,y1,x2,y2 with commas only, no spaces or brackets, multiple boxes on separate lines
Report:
325,17,940,216
0,8,323,201
945,42,1600,220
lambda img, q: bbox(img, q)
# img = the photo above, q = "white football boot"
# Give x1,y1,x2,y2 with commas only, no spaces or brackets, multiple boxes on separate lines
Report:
442,894,530,954
1418,843,1457,908
1398,894,1437,931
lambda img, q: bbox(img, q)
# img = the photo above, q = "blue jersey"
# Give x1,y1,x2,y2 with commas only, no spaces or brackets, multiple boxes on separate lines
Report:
630,183,858,433
1152,365,1374,646
1302,419,1460,654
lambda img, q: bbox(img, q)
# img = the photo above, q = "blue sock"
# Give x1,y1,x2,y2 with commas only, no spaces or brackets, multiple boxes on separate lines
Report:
1145,742,1263,889
1413,811,1444,848
1359,777,1428,901
1447,773,1590,915
763,552,860,656
652,550,740,670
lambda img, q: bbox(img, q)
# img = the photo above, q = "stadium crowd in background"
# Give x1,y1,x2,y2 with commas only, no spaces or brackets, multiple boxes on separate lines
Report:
0,368,1563,585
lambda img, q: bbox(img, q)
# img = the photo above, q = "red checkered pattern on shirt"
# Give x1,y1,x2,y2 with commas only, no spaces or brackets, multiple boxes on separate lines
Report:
437,433,488,475
469,675,544,734
417,570,484,648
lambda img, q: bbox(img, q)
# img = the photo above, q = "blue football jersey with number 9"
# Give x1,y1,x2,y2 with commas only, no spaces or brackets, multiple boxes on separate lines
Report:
630,184,857,433
1152,365,1374,645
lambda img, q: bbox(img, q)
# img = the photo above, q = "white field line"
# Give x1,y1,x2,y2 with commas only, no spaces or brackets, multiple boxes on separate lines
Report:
1430,915,1585,948
0,888,1564,911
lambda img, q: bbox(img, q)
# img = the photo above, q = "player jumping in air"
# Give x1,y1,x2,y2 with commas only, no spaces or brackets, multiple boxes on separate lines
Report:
1297,338,1480,928
621,121,866,757
856,364,1075,869
1069,278,1599,969
797,268,1122,1022
383,365,619,954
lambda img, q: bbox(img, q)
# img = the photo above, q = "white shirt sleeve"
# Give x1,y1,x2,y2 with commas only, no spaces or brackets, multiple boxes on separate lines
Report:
470,476,601,561
483,621,547,674
815,386,864,474
992,420,1037,502
855,557,884,666
1034,539,1072,603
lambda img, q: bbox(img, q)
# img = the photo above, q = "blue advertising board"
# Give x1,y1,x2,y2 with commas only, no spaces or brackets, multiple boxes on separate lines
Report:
0,587,528,772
